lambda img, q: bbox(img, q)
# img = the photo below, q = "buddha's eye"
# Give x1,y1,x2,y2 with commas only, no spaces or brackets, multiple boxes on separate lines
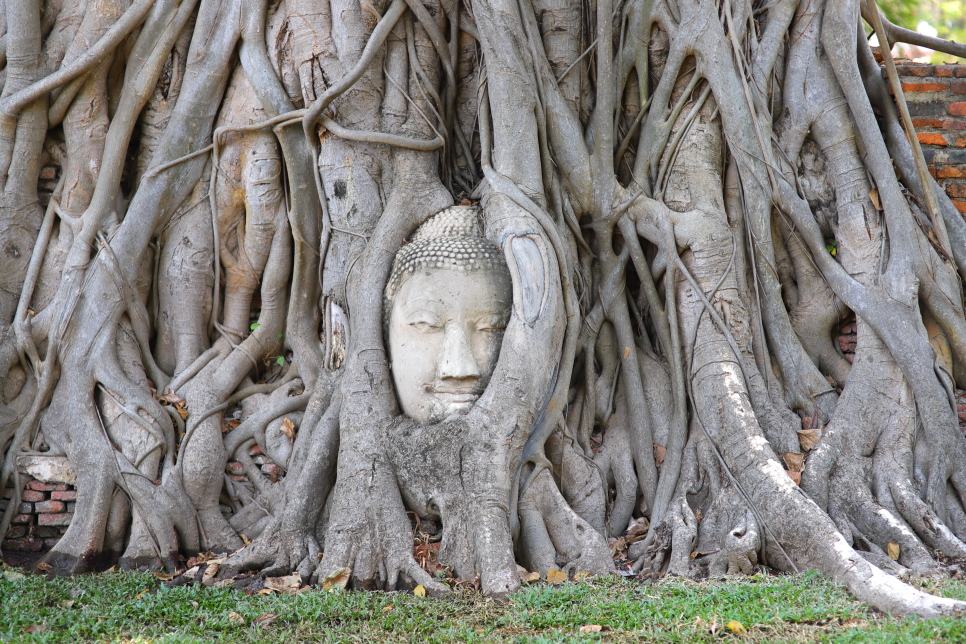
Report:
476,317,507,332
408,313,442,332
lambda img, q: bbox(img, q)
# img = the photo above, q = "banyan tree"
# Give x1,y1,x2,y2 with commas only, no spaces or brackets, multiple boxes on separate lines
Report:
2,0,966,616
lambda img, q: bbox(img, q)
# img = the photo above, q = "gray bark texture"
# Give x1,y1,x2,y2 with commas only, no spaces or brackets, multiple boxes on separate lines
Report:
0,0,965,616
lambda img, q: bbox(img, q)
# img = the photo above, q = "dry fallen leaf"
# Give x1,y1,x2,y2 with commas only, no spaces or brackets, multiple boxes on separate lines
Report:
580,624,603,633
321,567,351,592
227,611,245,625
190,601,200,608
726,620,747,634
152,572,176,581
56,600,74,609
383,606,394,611
266,573,303,592
3,569,25,581
869,188,882,211
25,625,46,634
201,563,219,585
280,417,296,439
135,589,151,599
254,613,279,627
36,562,52,572
797,429,820,451
888,542,900,561
782,452,804,472
413,584,426,597
788,470,802,485
653,443,667,467
574,571,592,581
546,569,567,585
240,533,251,546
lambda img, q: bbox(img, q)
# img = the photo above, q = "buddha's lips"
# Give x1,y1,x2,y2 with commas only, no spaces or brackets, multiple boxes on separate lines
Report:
431,391,479,404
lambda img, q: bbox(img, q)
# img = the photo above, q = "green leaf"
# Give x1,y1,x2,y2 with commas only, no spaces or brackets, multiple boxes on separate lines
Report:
277,333,283,339
277,356,285,366
250,322,261,331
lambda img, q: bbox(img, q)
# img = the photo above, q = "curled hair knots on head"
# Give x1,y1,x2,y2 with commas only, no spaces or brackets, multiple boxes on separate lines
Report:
384,205,510,304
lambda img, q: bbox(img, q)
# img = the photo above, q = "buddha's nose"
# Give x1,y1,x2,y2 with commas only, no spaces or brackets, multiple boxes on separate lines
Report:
438,322,482,381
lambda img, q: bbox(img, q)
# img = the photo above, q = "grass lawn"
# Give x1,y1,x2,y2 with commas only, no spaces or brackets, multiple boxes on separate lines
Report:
1,567,965,643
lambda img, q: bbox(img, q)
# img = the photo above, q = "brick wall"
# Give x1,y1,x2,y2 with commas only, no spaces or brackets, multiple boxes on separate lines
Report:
1,479,75,553
892,63,966,215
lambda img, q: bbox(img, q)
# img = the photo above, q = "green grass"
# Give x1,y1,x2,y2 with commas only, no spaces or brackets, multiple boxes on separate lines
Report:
1,568,965,643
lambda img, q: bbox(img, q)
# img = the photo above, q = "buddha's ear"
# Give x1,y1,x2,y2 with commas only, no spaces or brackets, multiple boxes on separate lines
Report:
503,234,551,327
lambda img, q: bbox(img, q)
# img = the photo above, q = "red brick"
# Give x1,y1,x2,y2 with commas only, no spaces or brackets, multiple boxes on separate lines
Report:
248,444,262,456
957,137,966,148
953,200,966,214
953,82,966,94
50,490,76,501
225,461,244,475
912,118,944,128
951,102,966,117
12,514,31,524
918,132,948,146
936,66,954,77
946,184,966,198
21,490,45,502
937,167,966,178
34,500,65,513
902,82,947,93
261,464,284,476
26,481,67,492
37,512,72,526
943,119,966,130
957,67,966,78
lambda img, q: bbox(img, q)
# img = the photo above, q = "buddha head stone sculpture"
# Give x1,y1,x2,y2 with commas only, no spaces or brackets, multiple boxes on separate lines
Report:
385,206,512,424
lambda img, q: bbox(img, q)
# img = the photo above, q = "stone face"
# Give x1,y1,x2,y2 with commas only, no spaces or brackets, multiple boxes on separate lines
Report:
17,456,76,485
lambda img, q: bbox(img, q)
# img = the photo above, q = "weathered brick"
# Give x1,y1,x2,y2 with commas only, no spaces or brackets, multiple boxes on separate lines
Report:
21,490,45,503
34,500,65,513
12,514,32,524
946,184,966,198
66,502,75,513
26,481,67,492
957,137,966,148
39,166,57,180
936,66,955,77
248,444,262,456
2,538,43,552
225,461,244,475
34,526,60,538
902,82,948,93
946,150,966,163
952,199,966,213
918,132,948,146
4,526,28,539
951,103,966,117
37,512,72,526
937,167,966,178
912,118,944,128
896,64,934,77
953,82,966,95
18,502,32,514
944,119,966,130
228,475,247,482
957,67,966,78
908,101,947,117
50,490,76,501
261,463,284,478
